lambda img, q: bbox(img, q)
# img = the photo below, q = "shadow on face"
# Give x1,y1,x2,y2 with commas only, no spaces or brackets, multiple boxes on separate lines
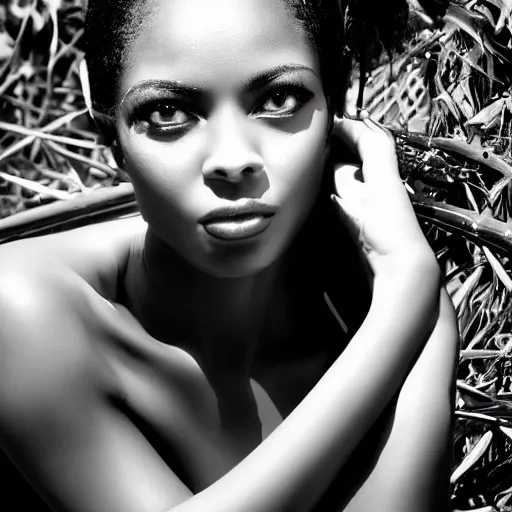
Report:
115,0,331,279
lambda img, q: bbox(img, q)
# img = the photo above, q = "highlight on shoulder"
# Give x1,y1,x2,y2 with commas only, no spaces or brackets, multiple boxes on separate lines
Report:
0,214,147,300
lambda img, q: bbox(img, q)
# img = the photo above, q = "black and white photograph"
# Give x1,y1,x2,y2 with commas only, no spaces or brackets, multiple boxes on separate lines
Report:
0,0,511,510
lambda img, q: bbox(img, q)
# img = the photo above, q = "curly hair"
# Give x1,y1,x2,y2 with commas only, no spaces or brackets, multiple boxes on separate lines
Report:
83,0,411,119
82,0,415,335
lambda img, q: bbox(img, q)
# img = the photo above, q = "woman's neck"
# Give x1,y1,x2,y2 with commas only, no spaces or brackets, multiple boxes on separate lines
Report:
124,227,294,377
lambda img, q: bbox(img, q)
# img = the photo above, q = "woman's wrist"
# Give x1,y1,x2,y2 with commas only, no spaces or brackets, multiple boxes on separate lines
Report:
372,246,440,285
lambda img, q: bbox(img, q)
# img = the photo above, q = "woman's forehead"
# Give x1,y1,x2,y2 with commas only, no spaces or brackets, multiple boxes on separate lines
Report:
119,0,319,100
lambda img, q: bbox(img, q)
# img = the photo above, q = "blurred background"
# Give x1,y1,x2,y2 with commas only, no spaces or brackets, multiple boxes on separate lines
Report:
1,1,512,510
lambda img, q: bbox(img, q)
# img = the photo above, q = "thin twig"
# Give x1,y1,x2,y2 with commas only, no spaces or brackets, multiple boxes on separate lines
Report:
45,141,116,177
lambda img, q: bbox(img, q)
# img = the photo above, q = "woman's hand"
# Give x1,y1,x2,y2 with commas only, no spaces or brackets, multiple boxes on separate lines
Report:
331,116,437,278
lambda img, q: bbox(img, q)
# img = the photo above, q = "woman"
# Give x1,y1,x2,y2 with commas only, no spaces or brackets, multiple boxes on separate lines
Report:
0,0,459,511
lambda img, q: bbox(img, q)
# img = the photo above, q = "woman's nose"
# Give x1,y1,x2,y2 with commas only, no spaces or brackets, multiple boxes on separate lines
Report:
201,111,264,182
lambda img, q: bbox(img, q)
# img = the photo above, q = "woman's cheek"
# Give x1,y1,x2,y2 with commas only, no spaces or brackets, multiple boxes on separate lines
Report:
266,120,328,196
124,136,203,203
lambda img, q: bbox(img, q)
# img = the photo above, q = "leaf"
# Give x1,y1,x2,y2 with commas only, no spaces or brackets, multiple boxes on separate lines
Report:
458,381,496,406
482,32,512,65
500,425,512,441
42,0,63,11
489,177,511,205
45,141,116,177
0,171,72,201
463,182,480,214
496,491,512,510
451,430,493,484
467,98,506,130
482,246,512,293
0,32,14,62
460,349,501,360
490,0,512,34
452,507,495,512
452,265,484,310
445,4,485,51
0,121,104,150
79,58,93,115
0,108,88,165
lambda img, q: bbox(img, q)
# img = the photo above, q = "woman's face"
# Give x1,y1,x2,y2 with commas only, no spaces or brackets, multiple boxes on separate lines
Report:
116,0,330,278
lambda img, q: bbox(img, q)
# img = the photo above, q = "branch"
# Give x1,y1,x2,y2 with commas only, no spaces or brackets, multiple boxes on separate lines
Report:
396,131,512,179
412,197,512,254
0,183,138,245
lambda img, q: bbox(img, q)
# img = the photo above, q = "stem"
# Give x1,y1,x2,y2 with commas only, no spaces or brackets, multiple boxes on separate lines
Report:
357,55,367,112
0,183,137,244
0,108,89,165
412,198,512,254
395,131,512,179
0,121,104,150
45,140,116,177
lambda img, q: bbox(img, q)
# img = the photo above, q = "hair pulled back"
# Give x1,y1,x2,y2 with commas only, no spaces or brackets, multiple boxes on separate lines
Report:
83,0,410,118
82,0,413,336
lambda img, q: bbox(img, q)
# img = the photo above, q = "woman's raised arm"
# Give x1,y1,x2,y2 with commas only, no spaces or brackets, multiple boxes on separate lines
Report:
162,119,445,512
0,120,451,512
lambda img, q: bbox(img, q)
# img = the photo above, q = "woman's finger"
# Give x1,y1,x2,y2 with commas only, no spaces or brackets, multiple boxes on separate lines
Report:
333,118,404,195
333,163,365,199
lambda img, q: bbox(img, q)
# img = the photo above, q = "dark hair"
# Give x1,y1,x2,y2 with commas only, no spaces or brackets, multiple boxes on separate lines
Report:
84,0,412,130
84,0,153,117
83,0,409,337
84,1,353,118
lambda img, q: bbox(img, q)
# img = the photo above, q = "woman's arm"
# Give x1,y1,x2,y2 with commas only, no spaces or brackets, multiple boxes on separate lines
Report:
334,286,459,512
165,257,440,512
0,246,441,512
0,119,447,512
156,119,448,512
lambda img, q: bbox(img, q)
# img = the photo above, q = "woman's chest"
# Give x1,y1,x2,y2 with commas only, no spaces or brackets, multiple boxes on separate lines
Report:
106,334,333,493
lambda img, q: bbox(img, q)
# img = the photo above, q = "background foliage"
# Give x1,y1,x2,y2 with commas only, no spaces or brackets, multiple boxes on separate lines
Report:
2,0,512,510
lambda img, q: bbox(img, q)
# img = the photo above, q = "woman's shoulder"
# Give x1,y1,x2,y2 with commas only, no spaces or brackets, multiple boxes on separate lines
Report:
0,215,147,394
0,213,147,300
0,221,141,419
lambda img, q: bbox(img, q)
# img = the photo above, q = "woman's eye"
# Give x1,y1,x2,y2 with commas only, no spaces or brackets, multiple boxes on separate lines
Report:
130,101,195,135
148,104,190,127
257,87,313,117
263,91,298,112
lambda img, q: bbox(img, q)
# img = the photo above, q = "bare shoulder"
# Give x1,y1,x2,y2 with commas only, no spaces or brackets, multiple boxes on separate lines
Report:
0,213,147,299
0,213,148,403
0,263,118,394
0,264,192,512
0,265,114,460
0,215,145,403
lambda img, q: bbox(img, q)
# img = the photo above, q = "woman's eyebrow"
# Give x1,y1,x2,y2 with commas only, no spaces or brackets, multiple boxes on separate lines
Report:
121,64,318,105
120,80,202,106
242,64,319,91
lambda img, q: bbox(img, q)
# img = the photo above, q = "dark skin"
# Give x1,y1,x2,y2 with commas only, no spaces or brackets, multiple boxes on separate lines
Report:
0,210,340,505
0,204,456,512
0,0,459,510
0,136,458,512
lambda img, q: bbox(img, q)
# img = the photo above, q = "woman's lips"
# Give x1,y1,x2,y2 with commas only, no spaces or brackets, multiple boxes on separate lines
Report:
201,214,273,241
198,199,277,241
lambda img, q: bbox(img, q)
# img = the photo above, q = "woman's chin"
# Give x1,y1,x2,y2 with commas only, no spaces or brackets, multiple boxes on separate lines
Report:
196,257,275,279
190,242,286,279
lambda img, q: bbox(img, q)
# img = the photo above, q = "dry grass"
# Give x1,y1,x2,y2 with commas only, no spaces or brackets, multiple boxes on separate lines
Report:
0,0,127,220
1,1,512,510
